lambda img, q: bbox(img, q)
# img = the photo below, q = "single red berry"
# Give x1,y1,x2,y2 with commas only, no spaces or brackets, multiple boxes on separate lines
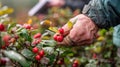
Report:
23,24,31,29
72,63,78,67
57,60,63,65
9,38,16,43
53,34,58,41
39,50,44,57
1,45,6,49
92,53,97,59
32,39,41,45
3,35,11,43
35,55,41,61
58,28,64,34
57,35,63,42
34,33,41,39
57,58,64,65
32,47,39,53
0,58,6,65
0,23,5,31
73,60,79,64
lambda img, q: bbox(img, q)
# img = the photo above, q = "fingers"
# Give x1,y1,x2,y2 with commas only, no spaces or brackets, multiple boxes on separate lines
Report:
57,14,99,46
62,14,80,36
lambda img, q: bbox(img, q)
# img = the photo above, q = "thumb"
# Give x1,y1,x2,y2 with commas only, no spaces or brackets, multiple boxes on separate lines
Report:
62,15,79,36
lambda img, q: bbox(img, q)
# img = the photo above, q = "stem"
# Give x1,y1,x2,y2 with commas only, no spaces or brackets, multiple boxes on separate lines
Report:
52,51,60,67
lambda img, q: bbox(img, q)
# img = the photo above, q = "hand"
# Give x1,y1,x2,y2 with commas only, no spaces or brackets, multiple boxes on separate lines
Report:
59,14,98,46
47,0,65,7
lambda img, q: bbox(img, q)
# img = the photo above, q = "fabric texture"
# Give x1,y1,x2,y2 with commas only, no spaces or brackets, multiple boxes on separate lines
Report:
84,0,120,29
113,25,120,47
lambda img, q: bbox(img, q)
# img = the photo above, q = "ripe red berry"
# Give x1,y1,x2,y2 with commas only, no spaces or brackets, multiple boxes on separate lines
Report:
32,47,39,53
58,28,64,34
53,34,58,41
23,24,31,29
0,23,5,31
72,63,78,67
92,53,97,59
34,33,41,39
35,55,41,61
57,35,63,42
32,39,41,46
3,35,11,43
0,58,6,65
1,45,6,49
73,60,79,64
39,50,44,57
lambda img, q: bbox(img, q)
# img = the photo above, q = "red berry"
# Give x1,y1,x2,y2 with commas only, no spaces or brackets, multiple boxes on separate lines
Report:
39,50,44,57
58,28,64,34
35,55,41,61
32,47,39,53
73,60,79,64
1,45,6,49
32,39,41,45
92,53,97,59
53,34,58,41
0,58,6,65
57,35,63,42
3,35,11,43
34,33,41,39
0,23,5,31
23,24,31,29
72,63,78,67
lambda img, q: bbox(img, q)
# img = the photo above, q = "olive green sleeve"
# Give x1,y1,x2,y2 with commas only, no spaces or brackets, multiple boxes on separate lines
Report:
84,0,120,29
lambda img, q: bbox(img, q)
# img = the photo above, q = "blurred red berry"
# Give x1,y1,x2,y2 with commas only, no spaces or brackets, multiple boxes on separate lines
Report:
58,28,64,34
57,35,63,42
0,58,6,65
35,55,41,61
9,38,16,43
34,33,41,39
53,34,58,41
92,53,97,59
32,39,41,45
39,50,44,57
72,63,78,67
53,34,63,42
32,47,39,53
3,35,11,43
23,24,31,29
1,45,6,49
0,23,5,31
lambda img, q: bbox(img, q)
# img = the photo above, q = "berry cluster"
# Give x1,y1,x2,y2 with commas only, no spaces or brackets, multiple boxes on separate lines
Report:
53,28,64,42
32,47,45,61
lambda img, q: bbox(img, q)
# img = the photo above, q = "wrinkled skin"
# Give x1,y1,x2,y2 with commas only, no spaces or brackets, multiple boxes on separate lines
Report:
59,14,98,46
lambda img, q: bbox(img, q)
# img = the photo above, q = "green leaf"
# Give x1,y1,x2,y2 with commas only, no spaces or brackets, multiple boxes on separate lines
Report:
7,23,16,32
21,49,34,60
19,29,32,42
46,54,56,65
85,63,97,67
3,50,31,67
42,40,56,47
43,47,54,54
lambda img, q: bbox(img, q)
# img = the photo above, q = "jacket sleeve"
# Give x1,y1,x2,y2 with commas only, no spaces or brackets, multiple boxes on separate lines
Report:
64,0,90,11
84,0,120,29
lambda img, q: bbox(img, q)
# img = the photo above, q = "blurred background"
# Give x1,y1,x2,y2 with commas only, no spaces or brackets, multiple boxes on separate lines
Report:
0,0,38,20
